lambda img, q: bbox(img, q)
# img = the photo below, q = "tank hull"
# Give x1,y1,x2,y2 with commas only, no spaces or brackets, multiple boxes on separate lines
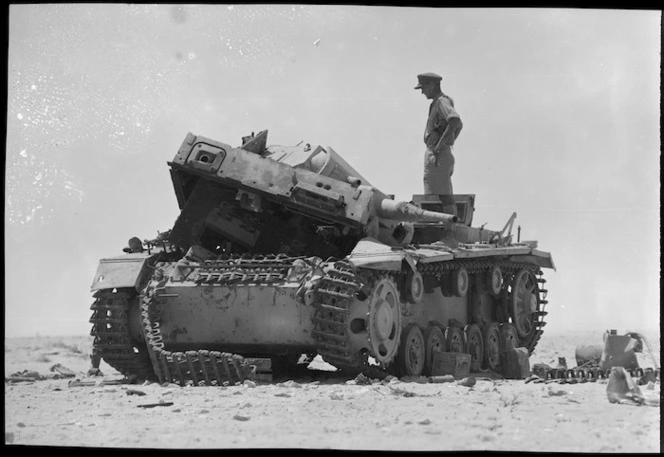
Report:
89,129,556,384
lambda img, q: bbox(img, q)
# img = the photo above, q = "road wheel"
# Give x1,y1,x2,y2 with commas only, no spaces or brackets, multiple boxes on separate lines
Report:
446,326,466,353
423,324,446,376
394,324,426,377
482,323,501,371
465,324,484,372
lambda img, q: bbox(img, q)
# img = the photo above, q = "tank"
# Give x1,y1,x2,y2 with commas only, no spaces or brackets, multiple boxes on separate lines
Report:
89,129,556,385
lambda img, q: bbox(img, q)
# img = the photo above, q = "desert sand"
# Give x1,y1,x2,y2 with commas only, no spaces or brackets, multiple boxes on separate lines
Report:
4,329,660,451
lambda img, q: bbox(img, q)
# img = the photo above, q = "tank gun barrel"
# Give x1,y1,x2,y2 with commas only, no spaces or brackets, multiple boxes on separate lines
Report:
377,199,457,223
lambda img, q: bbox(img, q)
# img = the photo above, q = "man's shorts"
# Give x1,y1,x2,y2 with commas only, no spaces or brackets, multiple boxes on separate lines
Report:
423,146,455,195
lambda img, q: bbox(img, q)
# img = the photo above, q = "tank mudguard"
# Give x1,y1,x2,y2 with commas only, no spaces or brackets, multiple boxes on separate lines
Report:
90,252,156,292
348,237,415,271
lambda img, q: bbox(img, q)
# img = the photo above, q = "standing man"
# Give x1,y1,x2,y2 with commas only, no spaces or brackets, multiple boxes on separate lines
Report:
414,72,463,215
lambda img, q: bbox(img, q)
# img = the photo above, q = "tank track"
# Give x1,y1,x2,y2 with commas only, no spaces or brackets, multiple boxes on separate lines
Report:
89,288,154,380
418,258,548,354
310,260,393,380
139,254,306,386
310,258,549,377
534,366,660,384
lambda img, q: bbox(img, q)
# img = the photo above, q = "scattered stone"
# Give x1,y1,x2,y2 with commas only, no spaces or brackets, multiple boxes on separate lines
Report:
17,422,25,428
524,375,539,384
232,391,243,395
547,387,568,397
330,391,344,400
161,389,175,396
277,380,302,389
418,418,431,425
243,380,257,388
126,389,147,396
456,376,476,387
68,380,96,387
389,386,417,397
172,409,182,413
354,373,371,385
233,414,250,421
199,409,210,414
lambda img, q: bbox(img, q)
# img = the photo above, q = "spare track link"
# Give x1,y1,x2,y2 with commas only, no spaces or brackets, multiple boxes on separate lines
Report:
311,261,393,380
417,258,548,354
139,254,301,386
89,288,154,380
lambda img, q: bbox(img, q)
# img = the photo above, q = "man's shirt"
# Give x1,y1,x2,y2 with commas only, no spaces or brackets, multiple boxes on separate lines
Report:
424,93,463,150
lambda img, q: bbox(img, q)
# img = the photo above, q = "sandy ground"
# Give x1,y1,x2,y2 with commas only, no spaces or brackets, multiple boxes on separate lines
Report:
4,329,660,451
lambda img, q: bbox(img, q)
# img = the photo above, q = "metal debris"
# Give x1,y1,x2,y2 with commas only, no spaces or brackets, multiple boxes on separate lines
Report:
137,402,174,408
606,367,644,406
49,364,77,378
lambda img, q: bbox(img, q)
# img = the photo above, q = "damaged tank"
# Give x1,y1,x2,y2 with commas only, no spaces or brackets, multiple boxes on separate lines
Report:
89,129,556,385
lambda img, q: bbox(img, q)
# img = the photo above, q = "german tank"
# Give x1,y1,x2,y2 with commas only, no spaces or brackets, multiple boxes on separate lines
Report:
89,129,555,385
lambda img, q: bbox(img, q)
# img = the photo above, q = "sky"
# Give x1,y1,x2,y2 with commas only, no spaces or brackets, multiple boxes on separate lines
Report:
5,5,661,338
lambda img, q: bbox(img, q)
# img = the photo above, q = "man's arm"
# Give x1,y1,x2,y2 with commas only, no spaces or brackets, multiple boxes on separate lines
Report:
439,116,462,147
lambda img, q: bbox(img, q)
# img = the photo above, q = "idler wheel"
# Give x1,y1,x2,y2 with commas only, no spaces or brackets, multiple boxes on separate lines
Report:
366,277,402,365
465,324,484,373
451,267,469,297
486,265,503,296
509,270,539,339
423,324,446,376
499,323,520,368
446,326,466,353
482,323,502,371
395,324,426,377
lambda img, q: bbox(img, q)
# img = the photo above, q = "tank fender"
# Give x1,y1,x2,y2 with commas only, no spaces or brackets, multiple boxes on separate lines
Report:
347,237,413,271
90,252,157,292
